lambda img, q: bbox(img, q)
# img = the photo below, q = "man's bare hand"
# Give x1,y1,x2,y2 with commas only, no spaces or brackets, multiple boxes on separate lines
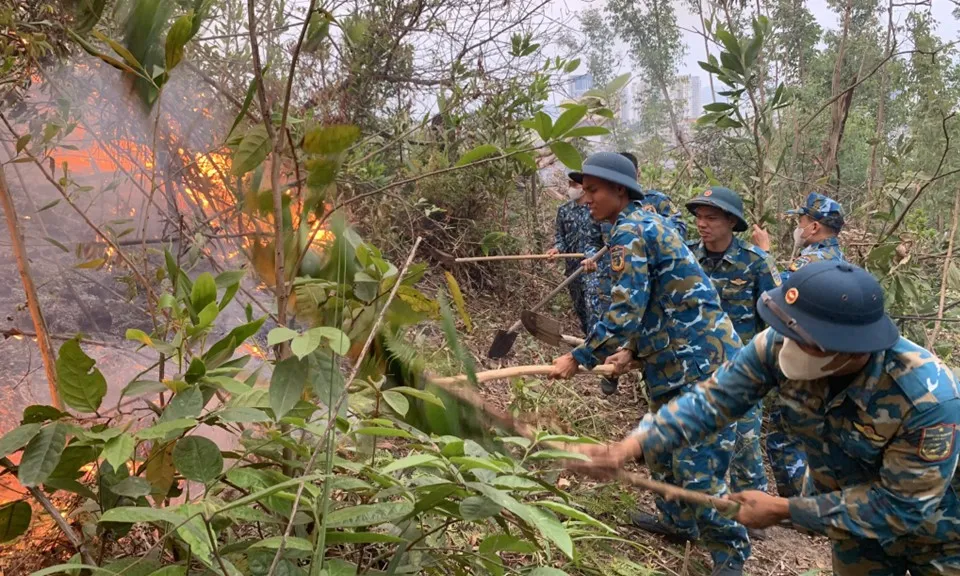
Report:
607,349,636,376
727,491,790,528
580,258,598,272
551,353,580,379
564,436,642,478
752,225,771,252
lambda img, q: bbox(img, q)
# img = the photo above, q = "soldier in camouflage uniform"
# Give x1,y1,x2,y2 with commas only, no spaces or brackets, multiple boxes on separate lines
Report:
578,261,960,576
584,152,688,395
547,180,603,336
753,192,847,497
685,187,781,518
552,152,750,576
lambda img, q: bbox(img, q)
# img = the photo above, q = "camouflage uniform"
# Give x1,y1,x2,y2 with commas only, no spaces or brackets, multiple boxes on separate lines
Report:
571,201,750,569
553,200,603,335
768,192,847,497
689,237,782,493
633,329,960,576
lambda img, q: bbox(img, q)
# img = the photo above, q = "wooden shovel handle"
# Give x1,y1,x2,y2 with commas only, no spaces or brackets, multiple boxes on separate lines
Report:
506,246,609,333
429,364,616,385
455,253,584,263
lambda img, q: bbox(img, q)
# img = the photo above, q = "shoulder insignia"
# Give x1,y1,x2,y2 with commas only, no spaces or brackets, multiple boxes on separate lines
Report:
853,422,885,443
766,255,782,286
610,246,626,273
788,256,810,272
919,424,956,462
730,278,748,286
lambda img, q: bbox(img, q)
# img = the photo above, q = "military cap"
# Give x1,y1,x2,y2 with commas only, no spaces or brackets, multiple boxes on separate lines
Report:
685,186,748,232
568,152,644,200
758,260,898,353
786,192,845,231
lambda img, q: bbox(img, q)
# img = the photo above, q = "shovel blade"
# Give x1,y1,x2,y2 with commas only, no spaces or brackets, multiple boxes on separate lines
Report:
487,329,518,358
520,310,564,346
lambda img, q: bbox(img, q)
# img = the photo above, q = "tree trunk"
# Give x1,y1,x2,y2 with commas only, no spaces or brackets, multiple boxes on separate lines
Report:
928,188,960,349
867,0,894,197
820,0,855,180
0,165,62,409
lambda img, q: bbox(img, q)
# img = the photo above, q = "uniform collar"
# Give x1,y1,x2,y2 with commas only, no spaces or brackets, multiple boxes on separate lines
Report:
804,236,841,252
616,201,645,224
823,351,886,413
692,236,742,265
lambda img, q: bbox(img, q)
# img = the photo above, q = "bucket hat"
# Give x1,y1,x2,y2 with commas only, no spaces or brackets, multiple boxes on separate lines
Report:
568,152,644,200
685,187,748,232
758,260,899,353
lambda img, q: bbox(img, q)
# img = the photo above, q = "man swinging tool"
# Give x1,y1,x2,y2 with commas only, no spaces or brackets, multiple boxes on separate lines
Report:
551,152,750,576
685,186,781,538
575,261,960,576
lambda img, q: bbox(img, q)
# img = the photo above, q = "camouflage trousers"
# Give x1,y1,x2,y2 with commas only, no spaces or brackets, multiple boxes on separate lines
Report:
567,268,601,336
729,405,768,492
648,391,751,569
832,537,960,575
765,396,810,497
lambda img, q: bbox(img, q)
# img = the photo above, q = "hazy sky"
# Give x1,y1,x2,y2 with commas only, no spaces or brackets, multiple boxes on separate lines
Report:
544,0,958,98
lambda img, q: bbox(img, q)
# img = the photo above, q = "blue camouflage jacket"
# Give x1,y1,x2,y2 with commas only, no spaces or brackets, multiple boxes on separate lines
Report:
690,237,782,341
571,201,741,398
782,237,845,282
554,201,603,274
634,329,960,548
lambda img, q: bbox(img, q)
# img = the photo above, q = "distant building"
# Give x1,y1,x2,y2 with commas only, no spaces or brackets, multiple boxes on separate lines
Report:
568,73,594,99
690,76,702,118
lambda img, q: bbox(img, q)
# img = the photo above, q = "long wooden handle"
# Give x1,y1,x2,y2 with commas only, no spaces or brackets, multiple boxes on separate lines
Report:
429,364,615,385
455,253,584,263
560,334,585,347
426,367,739,514
506,246,609,333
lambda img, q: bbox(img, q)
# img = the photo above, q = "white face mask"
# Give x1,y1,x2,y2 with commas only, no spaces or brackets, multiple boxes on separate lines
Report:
792,223,813,253
778,337,849,380
566,187,583,201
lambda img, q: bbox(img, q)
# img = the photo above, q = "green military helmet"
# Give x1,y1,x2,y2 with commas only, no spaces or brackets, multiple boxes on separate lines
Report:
685,186,748,232
567,152,645,200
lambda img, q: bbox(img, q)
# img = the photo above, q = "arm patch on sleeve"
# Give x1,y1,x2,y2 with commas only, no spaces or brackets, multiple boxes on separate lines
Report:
611,246,626,272
919,424,956,462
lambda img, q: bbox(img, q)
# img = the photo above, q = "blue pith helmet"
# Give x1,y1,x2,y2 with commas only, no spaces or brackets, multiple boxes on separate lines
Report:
758,260,899,353
567,152,644,200
786,192,845,231
685,187,748,232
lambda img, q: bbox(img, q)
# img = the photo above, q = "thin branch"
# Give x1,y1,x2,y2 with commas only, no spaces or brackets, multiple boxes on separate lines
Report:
928,188,960,348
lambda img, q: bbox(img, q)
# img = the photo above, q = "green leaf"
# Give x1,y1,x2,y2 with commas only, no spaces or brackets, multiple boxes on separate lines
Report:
513,151,538,171
303,124,361,155
56,338,106,413
594,107,615,119
121,380,167,398
550,105,587,139
325,501,415,528
716,29,741,57
290,330,323,360
563,58,580,73
100,507,186,525
0,424,41,458
15,134,31,154
311,327,350,356
110,477,153,498
549,141,582,170
217,407,269,423
456,144,501,167
125,328,154,347
381,391,409,416
605,72,631,93
21,405,67,425
250,536,314,552
450,456,508,473
270,356,307,420
0,501,31,543
379,454,439,474
267,327,298,346
164,11,194,71
479,533,537,554
468,483,573,559
191,272,217,312
18,424,67,487
563,126,609,138
172,437,223,483
92,30,143,71
528,449,588,461
352,427,414,439
460,496,502,521
204,317,265,368
103,433,135,470
136,418,197,440
534,111,553,141
703,102,734,112
324,531,405,545
390,386,444,407
529,569,569,576
161,386,204,422
44,237,69,252
146,566,187,576
535,501,615,533
744,34,762,69
231,125,272,176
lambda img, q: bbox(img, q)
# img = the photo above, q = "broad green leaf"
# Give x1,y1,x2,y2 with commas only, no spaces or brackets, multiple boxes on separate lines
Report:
100,506,186,524
270,356,307,420
225,73,261,141
549,141,582,170
492,476,541,491
172,436,223,483
450,456,508,473
460,496,502,521
103,433,135,470
121,380,167,398
390,386,444,407
325,501,414,528
324,531,405,544
217,407,270,423
564,58,580,73
231,125,272,176
456,144,501,167
563,126,609,138
513,151,538,171
534,111,553,141
267,327,298,346
110,477,153,498
605,72,630,93
21,405,68,425
310,326,351,355
18,424,67,487
0,501,31,543
15,134,31,154
125,329,153,346
164,11,194,71
56,338,106,413
535,501,615,533
190,272,217,312
479,533,538,554
302,124,361,155
0,424,41,457
550,105,587,139
161,386,204,422
468,483,573,559
717,29,741,57
146,566,187,576
92,30,142,71
352,427,414,439
380,454,439,474
137,418,197,440
290,330,323,359
381,391,409,416
202,376,251,394
204,318,265,368
528,449,588,461
529,569,569,576
249,536,313,552
703,102,734,112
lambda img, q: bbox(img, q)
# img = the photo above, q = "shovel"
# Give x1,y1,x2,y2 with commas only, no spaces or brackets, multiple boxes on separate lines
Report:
441,252,585,265
487,246,607,358
520,310,584,347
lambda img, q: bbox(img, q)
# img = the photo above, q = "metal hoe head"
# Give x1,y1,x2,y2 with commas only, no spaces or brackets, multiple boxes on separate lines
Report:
486,329,518,359
520,310,565,346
